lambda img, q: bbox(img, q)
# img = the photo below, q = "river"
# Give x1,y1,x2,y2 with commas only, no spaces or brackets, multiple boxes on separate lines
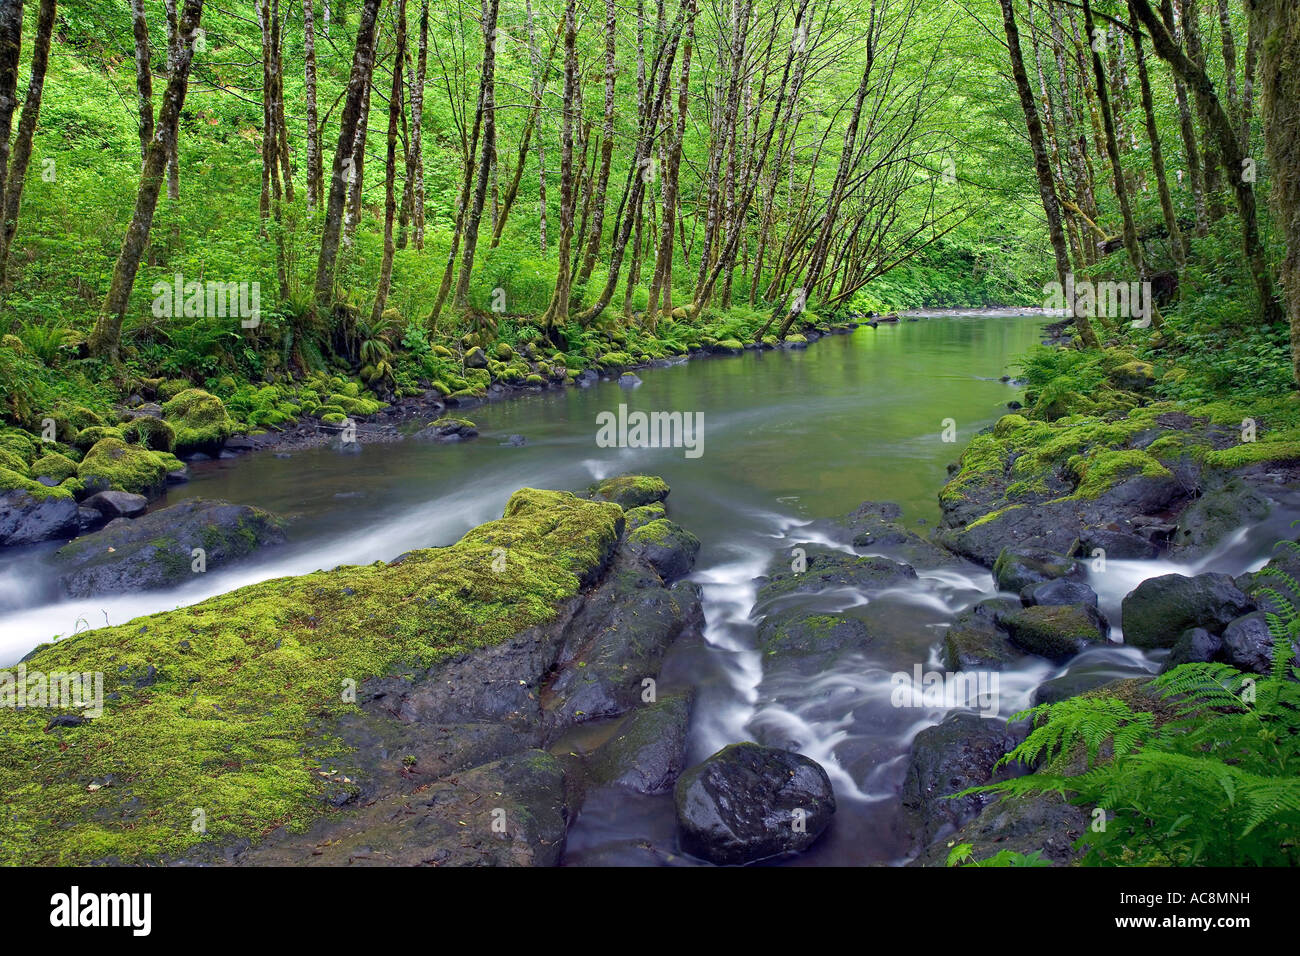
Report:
0,308,1284,865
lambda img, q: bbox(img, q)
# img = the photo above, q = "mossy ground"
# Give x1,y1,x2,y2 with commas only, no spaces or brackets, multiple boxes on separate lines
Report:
0,487,624,864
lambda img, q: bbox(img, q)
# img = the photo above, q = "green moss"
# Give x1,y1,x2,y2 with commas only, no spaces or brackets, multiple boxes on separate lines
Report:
319,412,347,425
429,417,475,430
525,374,546,386
0,487,624,865
0,465,73,500
72,425,125,451
623,502,666,531
76,438,169,496
30,451,78,482
162,389,233,456
593,474,670,509
121,416,176,453
0,447,28,475
783,334,807,344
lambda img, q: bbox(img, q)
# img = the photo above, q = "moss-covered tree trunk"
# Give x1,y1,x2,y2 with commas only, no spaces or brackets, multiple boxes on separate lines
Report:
1130,0,1185,269
452,0,499,311
1250,0,1300,384
90,0,206,362
372,0,406,324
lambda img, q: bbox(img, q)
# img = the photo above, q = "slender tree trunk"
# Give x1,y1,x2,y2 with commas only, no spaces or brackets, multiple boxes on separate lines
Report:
128,0,152,164
576,0,619,285
0,0,55,285
304,0,323,212
1163,0,1208,236
411,0,428,248
314,0,382,306
540,0,579,335
1132,0,1282,325
525,0,549,252
373,0,407,323
647,0,695,324
344,75,373,245
90,0,206,361
452,0,500,311
1131,0,1185,268
165,0,180,199
1085,0,1160,329
1007,0,1100,346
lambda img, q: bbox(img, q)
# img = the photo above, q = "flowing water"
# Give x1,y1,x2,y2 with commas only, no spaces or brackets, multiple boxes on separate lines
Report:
1,309,1290,865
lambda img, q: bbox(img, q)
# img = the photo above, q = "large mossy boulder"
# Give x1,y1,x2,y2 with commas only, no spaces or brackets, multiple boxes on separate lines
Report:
76,438,170,498
594,474,670,509
1120,572,1255,649
0,486,625,864
161,388,233,456
625,518,700,583
756,549,916,603
757,611,875,675
53,499,288,597
674,742,835,865
414,417,478,441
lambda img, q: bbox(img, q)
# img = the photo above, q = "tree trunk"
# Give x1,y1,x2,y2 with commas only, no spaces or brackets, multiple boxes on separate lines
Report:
1007,0,1100,346
373,0,407,323
165,0,180,199
452,0,500,311
128,0,152,164
540,0,579,335
1249,0,1300,381
0,0,55,285
576,0,618,285
1130,0,1185,268
1132,0,1283,325
411,0,428,248
313,0,382,307
1162,0,1208,236
304,0,323,212
90,0,206,361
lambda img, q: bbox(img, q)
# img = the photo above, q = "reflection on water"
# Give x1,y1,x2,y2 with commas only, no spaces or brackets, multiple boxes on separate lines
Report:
0,310,1288,865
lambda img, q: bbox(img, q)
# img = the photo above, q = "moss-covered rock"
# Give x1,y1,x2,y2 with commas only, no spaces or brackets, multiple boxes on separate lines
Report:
1001,604,1109,662
625,518,700,583
623,501,666,531
162,389,233,456
76,438,170,497
72,425,125,452
593,474,670,509
29,451,79,483
121,416,176,452
0,486,624,865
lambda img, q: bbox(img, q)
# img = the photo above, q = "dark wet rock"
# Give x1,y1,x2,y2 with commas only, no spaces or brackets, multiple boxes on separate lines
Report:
993,546,1083,593
502,434,527,447
335,441,362,455
618,372,642,388
76,506,106,534
1121,572,1255,649
1220,611,1292,676
756,549,916,605
1001,604,1109,662
910,791,1088,866
45,713,90,731
1033,670,1124,705
843,500,955,569
464,346,488,369
1240,540,1300,618
165,465,190,484
53,499,287,597
1164,627,1223,671
1169,477,1272,558
584,692,693,795
943,619,1020,671
82,490,148,519
543,553,702,734
902,713,1024,846
674,742,835,865
575,369,599,388
238,749,568,867
624,518,700,584
1078,526,1160,560
413,417,479,442
1020,577,1098,609
0,489,80,547
757,611,875,675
